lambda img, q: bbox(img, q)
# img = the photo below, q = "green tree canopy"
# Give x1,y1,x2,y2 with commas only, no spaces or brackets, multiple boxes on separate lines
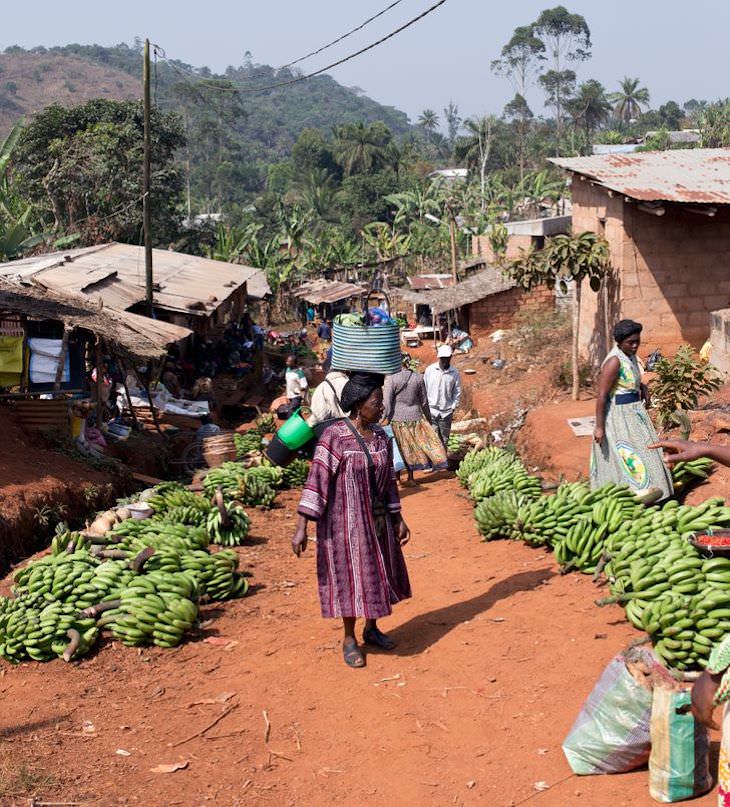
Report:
12,99,185,245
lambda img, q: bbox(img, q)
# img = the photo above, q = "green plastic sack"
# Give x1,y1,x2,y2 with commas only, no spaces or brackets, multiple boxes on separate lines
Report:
648,686,712,803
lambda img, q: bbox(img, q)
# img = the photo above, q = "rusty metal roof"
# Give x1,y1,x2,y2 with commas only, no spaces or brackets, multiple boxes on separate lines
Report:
396,266,516,315
292,279,364,305
551,148,730,204
407,274,455,291
0,242,262,317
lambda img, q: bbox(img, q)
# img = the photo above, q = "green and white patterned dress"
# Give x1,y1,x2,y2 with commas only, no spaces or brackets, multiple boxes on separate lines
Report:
590,346,673,498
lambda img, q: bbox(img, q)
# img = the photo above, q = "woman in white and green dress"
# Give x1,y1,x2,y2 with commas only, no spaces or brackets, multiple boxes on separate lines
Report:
591,319,673,500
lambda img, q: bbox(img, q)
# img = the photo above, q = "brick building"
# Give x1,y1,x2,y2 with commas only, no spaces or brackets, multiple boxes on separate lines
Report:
551,149,730,364
472,215,571,265
397,265,554,336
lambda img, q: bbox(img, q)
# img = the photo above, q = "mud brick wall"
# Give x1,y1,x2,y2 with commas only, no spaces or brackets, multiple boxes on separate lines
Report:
571,180,730,365
467,285,554,332
473,233,534,264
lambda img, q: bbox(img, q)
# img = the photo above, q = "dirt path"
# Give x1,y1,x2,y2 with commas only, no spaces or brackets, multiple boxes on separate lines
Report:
0,477,718,806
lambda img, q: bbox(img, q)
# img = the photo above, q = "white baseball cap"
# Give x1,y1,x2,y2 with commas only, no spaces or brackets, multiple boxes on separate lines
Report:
437,345,453,358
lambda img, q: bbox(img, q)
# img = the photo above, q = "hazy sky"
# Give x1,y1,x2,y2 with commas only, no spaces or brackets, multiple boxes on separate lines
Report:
3,0,728,126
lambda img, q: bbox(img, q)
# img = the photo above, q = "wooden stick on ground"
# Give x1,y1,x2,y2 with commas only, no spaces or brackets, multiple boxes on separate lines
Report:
169,702,239,748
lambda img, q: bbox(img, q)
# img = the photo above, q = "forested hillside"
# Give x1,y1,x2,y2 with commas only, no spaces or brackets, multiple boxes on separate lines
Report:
0,43,413,208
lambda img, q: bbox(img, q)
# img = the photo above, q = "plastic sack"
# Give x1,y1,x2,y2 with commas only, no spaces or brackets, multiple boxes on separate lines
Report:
382,425,405,473
648,686,711,802
563,654,653,775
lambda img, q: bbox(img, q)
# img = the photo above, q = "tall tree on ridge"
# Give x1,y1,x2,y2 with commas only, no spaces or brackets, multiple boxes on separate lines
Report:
491,24,545,181
533,6,592,153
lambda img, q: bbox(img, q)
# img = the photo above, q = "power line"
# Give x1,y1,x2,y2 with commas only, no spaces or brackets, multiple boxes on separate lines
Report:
160,0,449,96
278,0,406,70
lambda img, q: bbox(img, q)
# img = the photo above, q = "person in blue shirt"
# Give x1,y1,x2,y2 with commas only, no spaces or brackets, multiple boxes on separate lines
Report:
317,319,332,341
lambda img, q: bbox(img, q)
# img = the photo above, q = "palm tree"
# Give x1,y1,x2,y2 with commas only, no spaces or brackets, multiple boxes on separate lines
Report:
566,80,612,152
417,109,440,134
333,121,392,176
608,77,650,123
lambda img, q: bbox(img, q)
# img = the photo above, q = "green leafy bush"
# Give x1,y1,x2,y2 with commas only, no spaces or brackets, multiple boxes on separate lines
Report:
651,345,723,428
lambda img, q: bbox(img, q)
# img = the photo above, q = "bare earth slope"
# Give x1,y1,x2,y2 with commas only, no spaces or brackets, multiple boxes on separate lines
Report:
0,52,139,134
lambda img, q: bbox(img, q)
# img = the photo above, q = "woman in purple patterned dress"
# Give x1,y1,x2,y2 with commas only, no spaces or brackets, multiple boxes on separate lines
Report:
291,372,412,668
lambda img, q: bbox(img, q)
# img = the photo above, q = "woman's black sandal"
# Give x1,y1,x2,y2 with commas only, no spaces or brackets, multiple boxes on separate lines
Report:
363,627,396,650
343,641,365,668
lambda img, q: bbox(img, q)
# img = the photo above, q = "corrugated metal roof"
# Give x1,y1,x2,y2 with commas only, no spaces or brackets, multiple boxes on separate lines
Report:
292,279,364,305
551,148,730,203
247,270,271,300
407,274,455,290
0,242,261,317
397,266,516,315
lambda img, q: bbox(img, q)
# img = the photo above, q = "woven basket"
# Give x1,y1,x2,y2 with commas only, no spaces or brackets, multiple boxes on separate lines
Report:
331,322,401,375
201,433,237,467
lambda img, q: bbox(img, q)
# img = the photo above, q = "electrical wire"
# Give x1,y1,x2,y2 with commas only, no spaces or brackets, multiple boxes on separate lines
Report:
159,0,449,95
278,0,406,70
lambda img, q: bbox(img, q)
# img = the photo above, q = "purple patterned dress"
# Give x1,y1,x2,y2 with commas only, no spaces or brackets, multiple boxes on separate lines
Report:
298,420,412,619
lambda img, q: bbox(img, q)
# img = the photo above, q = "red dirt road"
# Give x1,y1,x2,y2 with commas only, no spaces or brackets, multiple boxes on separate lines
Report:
0,477,719,806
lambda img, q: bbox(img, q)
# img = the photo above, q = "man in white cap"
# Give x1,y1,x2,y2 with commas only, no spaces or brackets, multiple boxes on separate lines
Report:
424,344,461,448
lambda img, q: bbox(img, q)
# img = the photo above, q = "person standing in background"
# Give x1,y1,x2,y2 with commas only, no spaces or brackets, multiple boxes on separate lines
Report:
424,345,461,449
284,354,308,416
317,319,332,342
384,354,447,485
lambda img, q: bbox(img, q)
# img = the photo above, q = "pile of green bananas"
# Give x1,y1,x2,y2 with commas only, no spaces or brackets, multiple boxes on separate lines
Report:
551,485,643,573
244,464,284,488
202,462,248,499
474,491,531,541
240,475,277,508
13,553,136,609
147,486,211,515
207,503,251,546
0,597,98,663
179,548,249,600
462,448,542,504
457,447,516,487
253,413,276,435
234,431,264,458
99,575,199,648
282,458,310,489
113,521,210,553
50,529,90,556
447,434,464,454
671,457,715,493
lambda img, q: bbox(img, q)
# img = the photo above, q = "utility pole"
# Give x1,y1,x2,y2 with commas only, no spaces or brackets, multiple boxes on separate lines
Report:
143,38,154,317
449,216,458,284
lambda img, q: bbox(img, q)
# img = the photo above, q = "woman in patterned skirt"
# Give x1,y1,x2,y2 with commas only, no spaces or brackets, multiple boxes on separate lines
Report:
291,372,412,668
383,354,447,486
591,319,673,500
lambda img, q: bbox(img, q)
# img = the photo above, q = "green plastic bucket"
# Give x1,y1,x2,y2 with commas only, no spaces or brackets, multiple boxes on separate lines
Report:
275,408,315,450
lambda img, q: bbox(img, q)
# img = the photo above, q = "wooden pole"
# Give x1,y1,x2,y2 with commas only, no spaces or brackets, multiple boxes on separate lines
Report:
143,38,154,318
53,330,70,391
449,217,458,284
117,356,141,432
95,338,106,421
572,279,582,401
